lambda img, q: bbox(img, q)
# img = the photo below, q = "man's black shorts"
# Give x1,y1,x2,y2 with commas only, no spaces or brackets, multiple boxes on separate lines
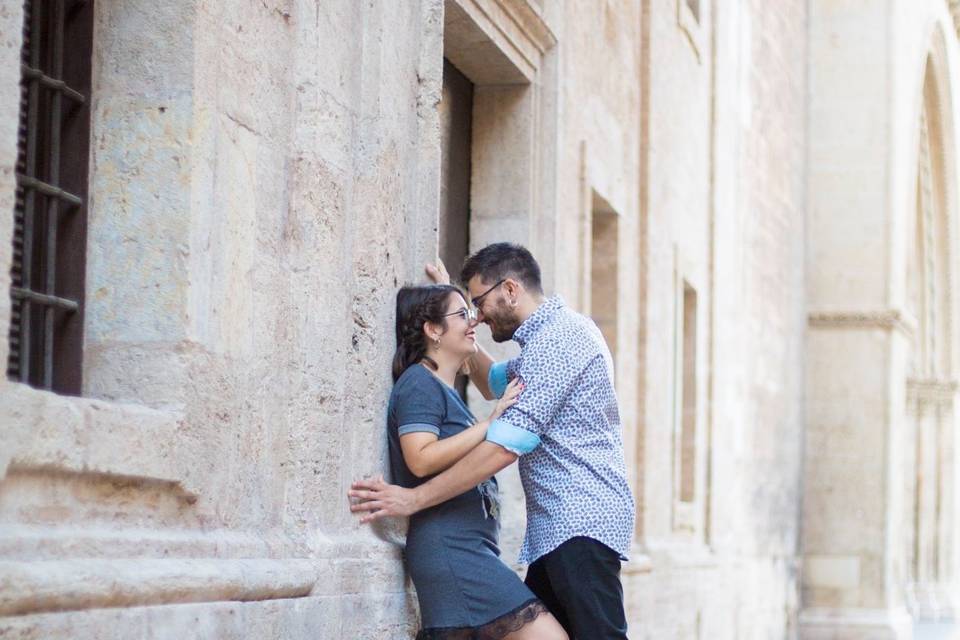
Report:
524,536,628,639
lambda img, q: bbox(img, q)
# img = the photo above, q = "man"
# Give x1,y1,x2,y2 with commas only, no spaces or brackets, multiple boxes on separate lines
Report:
350,243,635,639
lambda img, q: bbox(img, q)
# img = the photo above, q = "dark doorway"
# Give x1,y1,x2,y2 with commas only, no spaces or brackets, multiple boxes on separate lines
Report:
439,58,472,286
438,59,473,402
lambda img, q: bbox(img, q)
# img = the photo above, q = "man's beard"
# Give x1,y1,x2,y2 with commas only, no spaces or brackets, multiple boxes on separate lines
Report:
486,306,522,343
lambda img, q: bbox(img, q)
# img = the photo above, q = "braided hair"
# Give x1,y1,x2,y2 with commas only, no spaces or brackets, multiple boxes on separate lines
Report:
392,284,464,382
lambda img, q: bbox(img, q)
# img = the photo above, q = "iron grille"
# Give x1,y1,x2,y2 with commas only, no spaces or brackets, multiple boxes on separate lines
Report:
7,0,93,393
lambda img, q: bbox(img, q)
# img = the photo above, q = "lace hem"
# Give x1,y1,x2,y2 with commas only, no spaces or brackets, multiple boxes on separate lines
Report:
415,598,549,640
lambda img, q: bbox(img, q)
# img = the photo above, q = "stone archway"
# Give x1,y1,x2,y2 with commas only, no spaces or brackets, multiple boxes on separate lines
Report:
903,27,960,620
801,7,960,638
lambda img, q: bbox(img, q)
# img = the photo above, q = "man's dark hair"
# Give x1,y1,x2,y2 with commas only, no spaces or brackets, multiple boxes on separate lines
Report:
460,243,543,294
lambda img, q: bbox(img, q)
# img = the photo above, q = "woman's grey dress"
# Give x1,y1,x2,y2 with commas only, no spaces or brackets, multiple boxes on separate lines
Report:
387,364,545,639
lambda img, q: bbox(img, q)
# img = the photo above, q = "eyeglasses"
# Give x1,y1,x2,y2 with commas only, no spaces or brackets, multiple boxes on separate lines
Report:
442,307,478,324
470,279,506,309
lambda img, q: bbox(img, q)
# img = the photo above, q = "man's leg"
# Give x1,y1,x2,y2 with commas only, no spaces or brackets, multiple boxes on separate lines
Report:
524,555,572,633
537,537,628,639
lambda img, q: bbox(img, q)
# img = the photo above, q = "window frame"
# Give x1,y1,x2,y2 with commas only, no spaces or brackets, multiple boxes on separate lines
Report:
7,0,93,394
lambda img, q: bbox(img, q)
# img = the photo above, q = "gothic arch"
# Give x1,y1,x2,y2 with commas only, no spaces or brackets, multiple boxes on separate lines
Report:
901,18,960,617
903,22,959,371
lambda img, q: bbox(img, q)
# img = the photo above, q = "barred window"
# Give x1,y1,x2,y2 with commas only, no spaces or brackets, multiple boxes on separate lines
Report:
7,0,93,394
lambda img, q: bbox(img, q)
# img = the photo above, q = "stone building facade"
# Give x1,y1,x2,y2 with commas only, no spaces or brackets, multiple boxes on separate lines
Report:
0,0,956,638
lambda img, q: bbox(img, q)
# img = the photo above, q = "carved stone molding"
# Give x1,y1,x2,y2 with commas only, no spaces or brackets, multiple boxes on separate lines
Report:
677,0,706,63
496,0,557,54
906,377,959,405
0,382,187,491
950,0,960,38
0,523,416,618
799,606,914,636
807,309,917,337
0,558,319,616
444,0,556,85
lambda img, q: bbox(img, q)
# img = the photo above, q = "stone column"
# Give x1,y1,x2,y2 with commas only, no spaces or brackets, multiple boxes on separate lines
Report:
801,1,918,637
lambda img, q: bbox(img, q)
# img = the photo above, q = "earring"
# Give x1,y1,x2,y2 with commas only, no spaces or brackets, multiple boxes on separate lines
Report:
433,337,440,348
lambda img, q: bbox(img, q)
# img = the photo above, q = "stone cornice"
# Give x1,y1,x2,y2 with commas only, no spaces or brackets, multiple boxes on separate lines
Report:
496,0,557,53
807,309,917,337
907,377,959,407
445,0,546,83
0,558,318,616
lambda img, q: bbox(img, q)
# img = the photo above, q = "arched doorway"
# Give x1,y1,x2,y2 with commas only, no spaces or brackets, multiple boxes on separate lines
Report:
903,46,959,622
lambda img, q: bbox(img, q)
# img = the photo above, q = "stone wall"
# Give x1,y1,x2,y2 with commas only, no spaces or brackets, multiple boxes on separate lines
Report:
14,0,957,638
621,0,808,637
1,1,444,637
801,1,960,636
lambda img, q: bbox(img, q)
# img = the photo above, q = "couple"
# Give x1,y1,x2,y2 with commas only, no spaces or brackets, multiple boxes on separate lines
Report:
349,243,635,639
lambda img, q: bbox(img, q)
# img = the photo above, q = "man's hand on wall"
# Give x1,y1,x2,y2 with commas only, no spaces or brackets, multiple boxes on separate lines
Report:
425,260,451,285
348,476,420,523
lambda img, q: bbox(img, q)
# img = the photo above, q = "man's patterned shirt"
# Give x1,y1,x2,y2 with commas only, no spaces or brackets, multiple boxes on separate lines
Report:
485,296,636,565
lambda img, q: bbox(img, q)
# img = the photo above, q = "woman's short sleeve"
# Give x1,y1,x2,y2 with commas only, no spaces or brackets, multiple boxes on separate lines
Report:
395,374,445,436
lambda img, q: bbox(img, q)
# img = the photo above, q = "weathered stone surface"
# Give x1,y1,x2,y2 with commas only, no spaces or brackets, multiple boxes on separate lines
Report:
0,0,957,638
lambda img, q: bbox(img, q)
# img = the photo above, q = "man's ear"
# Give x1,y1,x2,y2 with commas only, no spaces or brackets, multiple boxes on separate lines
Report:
465,275,482,298
503,278,523,298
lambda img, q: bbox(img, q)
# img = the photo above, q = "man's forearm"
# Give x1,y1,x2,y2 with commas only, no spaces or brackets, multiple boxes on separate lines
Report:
413,441,517,512
405,420,489,477
467,346,495,399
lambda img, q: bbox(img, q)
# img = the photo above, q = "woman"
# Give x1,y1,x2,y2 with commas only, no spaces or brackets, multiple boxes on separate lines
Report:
388,284,567,640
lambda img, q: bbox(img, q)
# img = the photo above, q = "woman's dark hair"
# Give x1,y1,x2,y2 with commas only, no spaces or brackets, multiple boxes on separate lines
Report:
392,284,464,382
460,242,543,294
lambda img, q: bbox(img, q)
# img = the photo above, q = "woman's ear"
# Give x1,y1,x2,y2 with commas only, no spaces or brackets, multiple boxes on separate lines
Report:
422,320,439,342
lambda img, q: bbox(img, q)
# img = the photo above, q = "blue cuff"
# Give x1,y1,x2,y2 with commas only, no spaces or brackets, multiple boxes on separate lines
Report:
488,361,510,398
398,423,440,436
486,419,540,455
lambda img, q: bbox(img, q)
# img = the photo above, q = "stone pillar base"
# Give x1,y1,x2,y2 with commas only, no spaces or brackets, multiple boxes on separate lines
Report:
908,582,958,621
799,607,914,640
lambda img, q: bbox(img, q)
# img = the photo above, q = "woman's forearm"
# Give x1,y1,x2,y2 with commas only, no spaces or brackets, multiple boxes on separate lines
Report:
405,419,490,477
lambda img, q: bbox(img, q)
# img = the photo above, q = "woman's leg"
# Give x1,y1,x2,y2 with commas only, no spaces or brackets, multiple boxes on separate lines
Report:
502,611,569,640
